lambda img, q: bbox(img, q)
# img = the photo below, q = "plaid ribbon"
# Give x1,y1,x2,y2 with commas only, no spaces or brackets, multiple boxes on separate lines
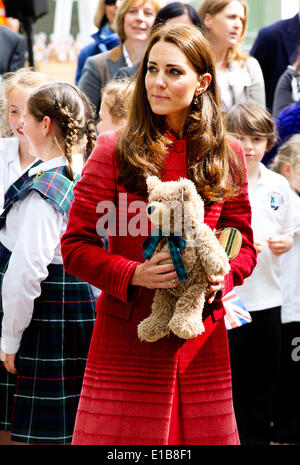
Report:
142,229,188,282
3,160,42,209
0,166,79,229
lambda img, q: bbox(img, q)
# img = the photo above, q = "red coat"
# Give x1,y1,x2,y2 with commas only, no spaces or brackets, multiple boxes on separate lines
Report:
61,131,256,445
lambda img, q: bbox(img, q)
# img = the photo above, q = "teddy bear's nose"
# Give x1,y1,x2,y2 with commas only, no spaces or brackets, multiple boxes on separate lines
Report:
147,205,156,215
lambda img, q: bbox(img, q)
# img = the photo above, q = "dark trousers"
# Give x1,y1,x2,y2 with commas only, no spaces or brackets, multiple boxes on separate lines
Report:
271,321,300,443
228,307,282,445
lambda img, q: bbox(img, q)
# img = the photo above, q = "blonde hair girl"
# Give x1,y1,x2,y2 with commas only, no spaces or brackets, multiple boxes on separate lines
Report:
0,67,50,212
271,134,300,194
97,78,134,133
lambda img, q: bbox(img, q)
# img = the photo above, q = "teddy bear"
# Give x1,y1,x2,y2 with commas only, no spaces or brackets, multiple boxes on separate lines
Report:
137,175,231,342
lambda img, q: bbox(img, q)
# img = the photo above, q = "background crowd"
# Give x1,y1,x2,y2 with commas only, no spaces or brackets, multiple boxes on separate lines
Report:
0,0,300,447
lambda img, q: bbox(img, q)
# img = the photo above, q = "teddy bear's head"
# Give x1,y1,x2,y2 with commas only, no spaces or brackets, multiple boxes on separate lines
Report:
146,176,204,235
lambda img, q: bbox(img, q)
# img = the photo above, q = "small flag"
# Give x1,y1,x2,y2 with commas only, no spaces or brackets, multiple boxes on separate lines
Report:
222,290,252,330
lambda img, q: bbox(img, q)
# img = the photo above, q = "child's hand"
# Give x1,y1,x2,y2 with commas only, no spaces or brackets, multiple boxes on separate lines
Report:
254,241,263,254
0,350,17,375
267,235,294,256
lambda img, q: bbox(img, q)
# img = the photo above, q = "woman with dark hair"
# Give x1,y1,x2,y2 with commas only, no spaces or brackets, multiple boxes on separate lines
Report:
152,1,202,28
75,0,121,84
61,23,256,445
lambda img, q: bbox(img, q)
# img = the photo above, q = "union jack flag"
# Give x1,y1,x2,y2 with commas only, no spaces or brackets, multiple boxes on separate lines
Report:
222,290,252,330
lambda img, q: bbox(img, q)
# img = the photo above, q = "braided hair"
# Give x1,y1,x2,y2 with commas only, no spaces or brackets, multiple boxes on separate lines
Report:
26,81,97,179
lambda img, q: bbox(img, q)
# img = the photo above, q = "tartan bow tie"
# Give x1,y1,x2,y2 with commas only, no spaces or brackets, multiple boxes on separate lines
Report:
142,229,188,282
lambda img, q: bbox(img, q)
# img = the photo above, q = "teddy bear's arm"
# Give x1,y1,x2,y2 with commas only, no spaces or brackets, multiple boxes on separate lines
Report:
193,224,230,276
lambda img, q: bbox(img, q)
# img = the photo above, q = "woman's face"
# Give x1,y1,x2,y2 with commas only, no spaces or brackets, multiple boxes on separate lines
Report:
203,1,245,50
105,0,120,24
145,40,210,133
123,0,156,42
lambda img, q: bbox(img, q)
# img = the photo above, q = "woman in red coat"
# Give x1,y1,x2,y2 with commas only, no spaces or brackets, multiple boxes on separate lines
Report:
61,23,256,445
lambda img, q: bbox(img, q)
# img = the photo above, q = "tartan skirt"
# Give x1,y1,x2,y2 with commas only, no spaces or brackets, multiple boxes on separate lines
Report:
0,243,96,444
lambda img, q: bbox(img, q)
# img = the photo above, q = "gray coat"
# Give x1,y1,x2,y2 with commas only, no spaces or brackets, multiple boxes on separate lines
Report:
225,56,266,110
272,66,300,118
78,45,126,115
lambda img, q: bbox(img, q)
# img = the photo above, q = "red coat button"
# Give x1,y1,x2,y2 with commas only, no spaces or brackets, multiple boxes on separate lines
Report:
173,140,185,153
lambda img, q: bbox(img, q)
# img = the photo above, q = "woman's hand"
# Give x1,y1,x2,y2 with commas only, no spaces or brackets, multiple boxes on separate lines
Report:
130,252,179,289
267,234,294,256
0,351,17,375
206,275,225,304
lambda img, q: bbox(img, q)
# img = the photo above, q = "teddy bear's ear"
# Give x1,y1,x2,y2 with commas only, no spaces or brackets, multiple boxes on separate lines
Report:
146,175,161,193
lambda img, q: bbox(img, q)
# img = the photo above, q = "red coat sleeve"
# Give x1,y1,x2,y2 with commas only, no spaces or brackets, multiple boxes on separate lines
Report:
217,137,257,291
61,131,140,303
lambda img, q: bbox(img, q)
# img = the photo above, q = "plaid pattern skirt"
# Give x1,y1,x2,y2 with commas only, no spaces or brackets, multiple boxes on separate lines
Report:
0,243,96,444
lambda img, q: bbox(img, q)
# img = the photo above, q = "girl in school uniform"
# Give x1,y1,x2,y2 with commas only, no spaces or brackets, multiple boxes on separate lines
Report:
0,68,50,212
0,81,97,445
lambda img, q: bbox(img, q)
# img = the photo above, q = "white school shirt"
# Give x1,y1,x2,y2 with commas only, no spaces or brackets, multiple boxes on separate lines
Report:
280,190,300,323
0,137,38,213
234,163,294,311
0,156,69,354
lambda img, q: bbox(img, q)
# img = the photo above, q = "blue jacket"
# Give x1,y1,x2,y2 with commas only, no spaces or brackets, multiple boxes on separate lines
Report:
75,25,120,84
262,100,300,166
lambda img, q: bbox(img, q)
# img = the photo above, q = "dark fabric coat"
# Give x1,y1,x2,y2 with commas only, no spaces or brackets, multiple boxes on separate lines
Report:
78,45,126,114
250,13,300,111
0,25,26,75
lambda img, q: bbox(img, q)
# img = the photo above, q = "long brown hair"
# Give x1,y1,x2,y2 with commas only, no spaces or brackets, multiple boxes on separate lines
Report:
117,23,244,202
26,82,97,180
